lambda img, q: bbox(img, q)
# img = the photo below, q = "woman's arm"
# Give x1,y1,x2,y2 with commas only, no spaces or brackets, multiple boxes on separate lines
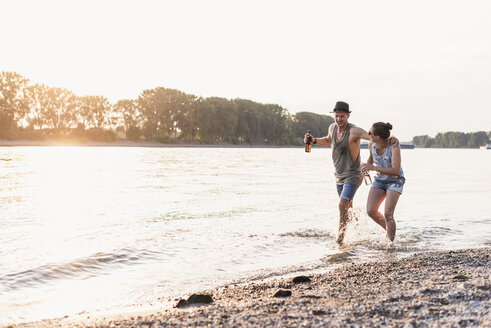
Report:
388,143,402,174
360,144,374,174
367,144,374,164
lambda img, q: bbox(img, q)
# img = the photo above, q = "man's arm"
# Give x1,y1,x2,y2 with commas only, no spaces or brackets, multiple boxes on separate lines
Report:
350,126,370,141
306,123,335,147
359,127,370,141
388,136,400,146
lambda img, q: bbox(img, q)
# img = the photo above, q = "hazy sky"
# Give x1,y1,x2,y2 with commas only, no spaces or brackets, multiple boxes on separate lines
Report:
2,0,491,140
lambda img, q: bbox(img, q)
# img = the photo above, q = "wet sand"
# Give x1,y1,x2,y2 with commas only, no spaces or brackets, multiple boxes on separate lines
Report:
17,247,490,328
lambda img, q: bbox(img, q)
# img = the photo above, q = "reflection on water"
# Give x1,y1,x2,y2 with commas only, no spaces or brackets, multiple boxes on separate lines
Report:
0,147,490,324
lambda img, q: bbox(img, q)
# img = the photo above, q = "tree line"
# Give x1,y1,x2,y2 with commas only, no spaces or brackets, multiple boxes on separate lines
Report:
413,131,491,148
0,71,332,145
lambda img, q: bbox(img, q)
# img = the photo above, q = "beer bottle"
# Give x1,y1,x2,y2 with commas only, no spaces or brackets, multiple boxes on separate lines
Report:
305,130,312,152
363,171,372,185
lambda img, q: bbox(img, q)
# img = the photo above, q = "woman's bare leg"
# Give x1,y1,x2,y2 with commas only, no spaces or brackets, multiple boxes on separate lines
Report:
366,188,387,230
384,190,401,241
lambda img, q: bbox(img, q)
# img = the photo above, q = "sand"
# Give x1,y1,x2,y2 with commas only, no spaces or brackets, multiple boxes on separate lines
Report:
15,247,490,328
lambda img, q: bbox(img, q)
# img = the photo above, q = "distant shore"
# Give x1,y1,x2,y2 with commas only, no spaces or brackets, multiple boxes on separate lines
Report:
0,139,301,148
19,247,490,328
0,139,420,149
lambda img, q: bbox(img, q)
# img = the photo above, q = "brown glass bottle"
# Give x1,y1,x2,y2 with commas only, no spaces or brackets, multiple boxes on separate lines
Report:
305,130,312,152
363,171,372,185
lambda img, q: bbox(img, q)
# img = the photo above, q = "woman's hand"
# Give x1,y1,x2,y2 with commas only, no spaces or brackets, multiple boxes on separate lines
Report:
360,162,374,173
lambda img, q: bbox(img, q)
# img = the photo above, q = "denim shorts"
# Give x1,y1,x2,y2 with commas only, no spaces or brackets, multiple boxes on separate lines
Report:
336,183,359,201
372,177,405,194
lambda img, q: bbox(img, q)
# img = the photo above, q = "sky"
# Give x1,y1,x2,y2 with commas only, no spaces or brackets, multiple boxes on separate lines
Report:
2,0,491,141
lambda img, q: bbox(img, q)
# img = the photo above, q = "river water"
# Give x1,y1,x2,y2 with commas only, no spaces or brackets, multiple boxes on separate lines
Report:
0,146,490,324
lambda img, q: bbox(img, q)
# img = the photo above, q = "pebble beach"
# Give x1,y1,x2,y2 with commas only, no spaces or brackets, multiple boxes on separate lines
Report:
17,247,490,328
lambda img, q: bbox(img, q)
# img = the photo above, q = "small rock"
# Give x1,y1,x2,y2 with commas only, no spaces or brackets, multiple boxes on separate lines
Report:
274,289,292,297
292,276,311,283
312,309,327,315
175,293,213,308
453,275,469,281
188,293,213,304
175,299,188,308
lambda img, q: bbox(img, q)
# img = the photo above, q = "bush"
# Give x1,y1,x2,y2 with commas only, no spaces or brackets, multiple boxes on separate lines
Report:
126,126,141,141
14,128,47,141
85,128,116,142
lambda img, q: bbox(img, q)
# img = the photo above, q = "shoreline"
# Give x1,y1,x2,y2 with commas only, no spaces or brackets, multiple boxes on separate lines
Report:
0,139,302,149
17,247,490,328
0,139,414,149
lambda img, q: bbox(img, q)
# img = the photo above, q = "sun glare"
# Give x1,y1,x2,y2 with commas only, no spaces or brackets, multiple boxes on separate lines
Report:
23,147,111,262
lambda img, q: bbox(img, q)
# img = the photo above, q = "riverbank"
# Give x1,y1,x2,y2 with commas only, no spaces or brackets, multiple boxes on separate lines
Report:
0,138,301,148
17,247,490,328
0,139,419,149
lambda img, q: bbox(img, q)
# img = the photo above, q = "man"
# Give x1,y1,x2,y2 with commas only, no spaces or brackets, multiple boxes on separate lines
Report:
306,101,370,245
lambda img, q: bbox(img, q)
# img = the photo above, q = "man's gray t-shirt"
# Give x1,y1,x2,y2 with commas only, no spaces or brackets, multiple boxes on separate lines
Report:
332,123,363,186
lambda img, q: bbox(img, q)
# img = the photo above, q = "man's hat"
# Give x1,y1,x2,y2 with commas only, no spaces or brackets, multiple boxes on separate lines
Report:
331,101,351,113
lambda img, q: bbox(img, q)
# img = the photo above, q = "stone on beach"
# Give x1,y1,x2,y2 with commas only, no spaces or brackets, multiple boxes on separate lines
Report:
175,293,213,308
188,294,213,304
292,275,311,283
273,289,292,297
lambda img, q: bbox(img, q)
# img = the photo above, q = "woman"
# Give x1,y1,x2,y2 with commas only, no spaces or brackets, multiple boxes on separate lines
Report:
360,122,405,241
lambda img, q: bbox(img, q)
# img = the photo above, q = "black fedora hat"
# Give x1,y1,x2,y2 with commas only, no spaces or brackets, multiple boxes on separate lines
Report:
331,101,351,113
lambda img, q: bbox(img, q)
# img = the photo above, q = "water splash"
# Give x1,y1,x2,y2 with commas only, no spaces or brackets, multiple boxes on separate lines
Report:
279,229,336,240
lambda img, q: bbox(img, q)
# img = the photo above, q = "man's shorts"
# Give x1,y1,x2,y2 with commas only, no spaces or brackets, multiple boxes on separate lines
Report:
336,183,359,201
372,177,405,194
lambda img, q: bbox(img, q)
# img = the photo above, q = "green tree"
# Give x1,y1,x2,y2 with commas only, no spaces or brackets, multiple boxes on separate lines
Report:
24,83,51,130
113,99,143,140
79,95,112,129
257,104,290,144
195,97,238,143
414,131,490,148
0,71,29,137
193,97,216,142
138,87,194,142
234,99,263,144
48,87,78,133
172,92,197,141
412,135,435,148
4,70,380,146
291,111,333,144
452,132,469,148
467,131,489,148
434,132,447,148
24,85,78,134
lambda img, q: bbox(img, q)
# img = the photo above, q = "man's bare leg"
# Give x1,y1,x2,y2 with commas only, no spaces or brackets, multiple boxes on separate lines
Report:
336,198,352,245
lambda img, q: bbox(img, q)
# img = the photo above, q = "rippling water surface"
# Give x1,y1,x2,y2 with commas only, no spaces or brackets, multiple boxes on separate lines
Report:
1,146,490,324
